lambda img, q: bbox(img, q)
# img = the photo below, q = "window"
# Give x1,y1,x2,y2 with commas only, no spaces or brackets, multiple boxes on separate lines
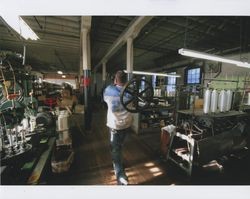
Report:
141,76,146,90
166,72,176,96
186,67,201,84
152,75,157,88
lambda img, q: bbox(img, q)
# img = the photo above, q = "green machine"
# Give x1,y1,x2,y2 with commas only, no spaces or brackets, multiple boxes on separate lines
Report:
0,52,37,165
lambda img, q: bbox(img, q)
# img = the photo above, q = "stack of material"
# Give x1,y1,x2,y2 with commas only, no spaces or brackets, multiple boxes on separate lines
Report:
51,148,74,173
74,104,84,114
52,109,74,173
56,130,72,147
56,110,72,147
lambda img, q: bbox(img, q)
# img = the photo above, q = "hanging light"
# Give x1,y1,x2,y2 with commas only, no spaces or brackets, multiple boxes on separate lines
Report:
124,70,181,78
178,48,250,69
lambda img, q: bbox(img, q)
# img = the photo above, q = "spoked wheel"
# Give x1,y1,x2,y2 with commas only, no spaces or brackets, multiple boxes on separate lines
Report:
120,78,153,113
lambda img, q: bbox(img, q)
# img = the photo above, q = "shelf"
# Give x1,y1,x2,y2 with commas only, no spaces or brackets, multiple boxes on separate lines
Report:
132,98,175,134
141,116,171,121
142,105,175,112
178,109,247,118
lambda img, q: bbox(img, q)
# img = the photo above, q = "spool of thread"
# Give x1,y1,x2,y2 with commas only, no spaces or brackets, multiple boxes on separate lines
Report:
211,89,218,113
219,90,227,112
30,117,36,132
22,118,29,129
0,138,2,152
226,90,233,111
203,89,211,114
7,129,13,147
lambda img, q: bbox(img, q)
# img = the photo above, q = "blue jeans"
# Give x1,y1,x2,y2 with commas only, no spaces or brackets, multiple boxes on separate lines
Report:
109,127,129,180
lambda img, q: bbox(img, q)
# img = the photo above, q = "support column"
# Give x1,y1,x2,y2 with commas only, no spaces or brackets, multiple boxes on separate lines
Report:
81,28,91,107
79,27,84,103
102,62,107,87
81,16,92,131
93,72,97,98
126,37,133,80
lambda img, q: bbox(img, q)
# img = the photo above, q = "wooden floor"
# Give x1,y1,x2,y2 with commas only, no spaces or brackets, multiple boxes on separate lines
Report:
48,108,182,185
48,106,250,185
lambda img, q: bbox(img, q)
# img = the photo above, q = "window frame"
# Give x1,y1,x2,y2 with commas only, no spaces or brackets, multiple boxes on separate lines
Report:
165,71,177,92
185,66,202,85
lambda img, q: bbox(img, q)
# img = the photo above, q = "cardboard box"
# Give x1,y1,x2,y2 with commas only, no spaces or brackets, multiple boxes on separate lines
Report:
37,95,46,101
74,104,85,114
195,99,204,109
60,98,73,108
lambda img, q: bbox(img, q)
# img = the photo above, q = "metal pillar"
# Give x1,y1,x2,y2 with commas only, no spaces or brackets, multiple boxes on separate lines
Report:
81,16,92,131
79,24,84,104
126,37,133,80
102,62,107,87
93,72,97,98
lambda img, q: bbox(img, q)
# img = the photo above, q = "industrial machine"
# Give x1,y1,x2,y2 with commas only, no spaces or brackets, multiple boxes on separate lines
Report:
0,52,56,184
0,57,33,165
166,83,250,176
121,76,250,176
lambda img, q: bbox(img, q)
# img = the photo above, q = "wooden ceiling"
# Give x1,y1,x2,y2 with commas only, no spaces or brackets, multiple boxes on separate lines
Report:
1,16,250,75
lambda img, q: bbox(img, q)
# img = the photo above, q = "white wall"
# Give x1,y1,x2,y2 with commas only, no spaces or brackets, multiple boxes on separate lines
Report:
203,52,250,90
174,52,250,89
221,52,250,76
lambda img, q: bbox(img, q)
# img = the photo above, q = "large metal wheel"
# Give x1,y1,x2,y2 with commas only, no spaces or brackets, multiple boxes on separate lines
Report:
120,78,153,113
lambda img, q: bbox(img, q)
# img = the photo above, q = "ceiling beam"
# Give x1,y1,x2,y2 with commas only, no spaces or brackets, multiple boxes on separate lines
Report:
94,16,153,71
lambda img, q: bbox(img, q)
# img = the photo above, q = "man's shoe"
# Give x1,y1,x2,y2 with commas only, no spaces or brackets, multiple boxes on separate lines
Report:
118,176,128,185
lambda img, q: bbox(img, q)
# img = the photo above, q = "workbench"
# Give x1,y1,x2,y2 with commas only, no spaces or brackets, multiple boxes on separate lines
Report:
1,136,56,185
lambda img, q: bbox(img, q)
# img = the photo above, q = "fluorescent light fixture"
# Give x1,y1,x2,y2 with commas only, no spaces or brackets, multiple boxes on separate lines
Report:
179,48,250,69
1,15,39,40
57,71,63,75
124,70,181,78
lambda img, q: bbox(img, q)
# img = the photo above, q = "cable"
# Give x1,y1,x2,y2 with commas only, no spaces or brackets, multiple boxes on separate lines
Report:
183,17,189,48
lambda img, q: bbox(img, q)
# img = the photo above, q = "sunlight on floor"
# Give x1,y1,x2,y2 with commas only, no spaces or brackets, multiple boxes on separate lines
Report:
103,161,166,185
153,171,163,177
149,167,161,172
144,162,155,167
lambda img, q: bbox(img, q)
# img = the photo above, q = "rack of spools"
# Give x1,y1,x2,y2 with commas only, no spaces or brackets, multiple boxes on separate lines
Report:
241,75,250,111
51,109,74,173
202,77,241,114
203,88,234,114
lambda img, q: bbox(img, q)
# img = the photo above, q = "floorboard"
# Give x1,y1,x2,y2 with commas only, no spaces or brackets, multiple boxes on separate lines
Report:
47,107,250,185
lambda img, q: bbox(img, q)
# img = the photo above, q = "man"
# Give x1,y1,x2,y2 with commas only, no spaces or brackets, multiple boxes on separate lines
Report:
103,70,133,185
